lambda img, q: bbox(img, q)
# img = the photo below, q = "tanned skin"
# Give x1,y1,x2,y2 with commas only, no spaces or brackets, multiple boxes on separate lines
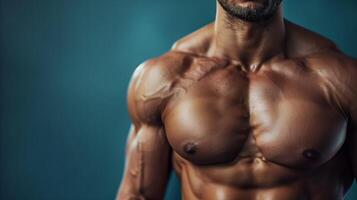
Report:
117,1,357,199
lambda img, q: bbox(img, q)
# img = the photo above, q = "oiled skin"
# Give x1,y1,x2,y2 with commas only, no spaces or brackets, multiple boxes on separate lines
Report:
117,4,357,200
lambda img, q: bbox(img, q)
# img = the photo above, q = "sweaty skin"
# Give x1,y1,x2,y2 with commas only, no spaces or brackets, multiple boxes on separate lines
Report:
117,2,357,200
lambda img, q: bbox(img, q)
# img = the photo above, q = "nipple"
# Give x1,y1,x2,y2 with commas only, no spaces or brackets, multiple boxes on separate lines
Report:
303,149,320,160
183,142,197,155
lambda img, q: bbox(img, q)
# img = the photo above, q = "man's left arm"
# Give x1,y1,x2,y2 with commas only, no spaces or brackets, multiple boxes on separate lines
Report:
349,105,357,180
345,58,357,180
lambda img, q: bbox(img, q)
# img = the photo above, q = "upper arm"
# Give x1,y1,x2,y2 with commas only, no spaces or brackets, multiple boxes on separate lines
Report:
341,58,357,180
117,59,174,200
118,123,171,200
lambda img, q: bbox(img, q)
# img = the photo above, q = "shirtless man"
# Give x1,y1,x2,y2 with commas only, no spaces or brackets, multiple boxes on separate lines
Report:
117,0,357,199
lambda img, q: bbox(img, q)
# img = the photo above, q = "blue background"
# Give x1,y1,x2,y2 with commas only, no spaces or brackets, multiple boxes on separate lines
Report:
1,0,356,199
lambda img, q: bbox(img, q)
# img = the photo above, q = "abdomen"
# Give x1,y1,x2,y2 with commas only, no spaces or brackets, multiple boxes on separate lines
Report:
173,150,350,200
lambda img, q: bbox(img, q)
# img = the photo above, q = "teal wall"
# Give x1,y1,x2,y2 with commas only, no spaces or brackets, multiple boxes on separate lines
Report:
1,0,356,199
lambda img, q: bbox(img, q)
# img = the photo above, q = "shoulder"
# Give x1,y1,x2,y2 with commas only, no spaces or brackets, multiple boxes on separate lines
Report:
285,20,338,58
127,51,191,126
304,49,357,81
129,51,192,96
127,23,214,125
285,20,357,115
303,49,357,116
286,20,357,96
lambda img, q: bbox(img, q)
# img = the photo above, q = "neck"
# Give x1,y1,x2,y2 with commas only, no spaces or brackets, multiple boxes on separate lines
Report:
210,2,286,69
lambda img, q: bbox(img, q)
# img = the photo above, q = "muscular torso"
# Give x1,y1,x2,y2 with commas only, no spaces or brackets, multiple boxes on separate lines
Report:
131,22,356,200
163,55,351,200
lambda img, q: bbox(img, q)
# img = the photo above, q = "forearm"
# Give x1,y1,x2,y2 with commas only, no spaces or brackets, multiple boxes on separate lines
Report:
117,177,166,200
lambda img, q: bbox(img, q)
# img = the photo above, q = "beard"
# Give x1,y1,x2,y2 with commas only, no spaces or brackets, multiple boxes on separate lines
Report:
217,0,283,22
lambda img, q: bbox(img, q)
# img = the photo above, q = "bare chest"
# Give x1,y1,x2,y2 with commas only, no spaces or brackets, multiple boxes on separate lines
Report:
162,59,347,169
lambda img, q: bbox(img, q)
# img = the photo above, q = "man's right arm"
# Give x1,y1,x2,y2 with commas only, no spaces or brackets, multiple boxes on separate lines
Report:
116,60,173,200
117,123,171,200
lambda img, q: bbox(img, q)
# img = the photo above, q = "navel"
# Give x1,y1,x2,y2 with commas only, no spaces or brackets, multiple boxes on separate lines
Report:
183,142,197,155
302,149,320,160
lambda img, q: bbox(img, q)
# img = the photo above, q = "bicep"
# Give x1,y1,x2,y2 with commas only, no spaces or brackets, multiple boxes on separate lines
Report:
118,123,172,200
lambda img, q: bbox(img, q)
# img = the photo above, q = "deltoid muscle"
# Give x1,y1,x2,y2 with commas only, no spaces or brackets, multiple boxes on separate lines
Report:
139,82,174,102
